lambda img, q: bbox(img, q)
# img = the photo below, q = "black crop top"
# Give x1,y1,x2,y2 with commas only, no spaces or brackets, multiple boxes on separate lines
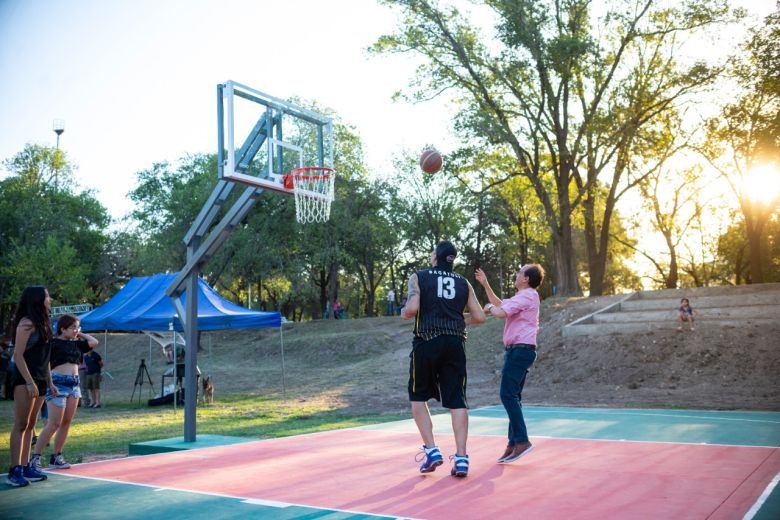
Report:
49,338,92,369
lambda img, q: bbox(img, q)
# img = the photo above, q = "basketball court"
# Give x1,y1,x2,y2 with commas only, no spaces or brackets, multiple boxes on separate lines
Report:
2,405,778,519
6,82,776,519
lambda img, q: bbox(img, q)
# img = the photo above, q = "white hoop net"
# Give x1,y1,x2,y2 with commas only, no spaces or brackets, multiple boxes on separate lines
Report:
289,167,335,223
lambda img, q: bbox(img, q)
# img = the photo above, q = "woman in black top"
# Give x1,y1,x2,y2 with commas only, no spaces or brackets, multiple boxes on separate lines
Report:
7,286,55,487
30,314,98,471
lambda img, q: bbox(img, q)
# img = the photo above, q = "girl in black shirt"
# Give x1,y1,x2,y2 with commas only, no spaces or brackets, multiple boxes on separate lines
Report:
30,314,98,471
7,286,54,487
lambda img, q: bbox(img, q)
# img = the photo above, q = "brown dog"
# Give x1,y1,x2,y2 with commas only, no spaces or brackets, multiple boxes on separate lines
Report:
202,375,214,405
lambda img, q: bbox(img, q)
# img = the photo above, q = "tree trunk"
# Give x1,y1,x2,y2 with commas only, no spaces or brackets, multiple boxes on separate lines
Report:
552,215,582,296
318,269,329,319
745,214,765,283
555,194,583,296
664,231,678,289
583,194,604,295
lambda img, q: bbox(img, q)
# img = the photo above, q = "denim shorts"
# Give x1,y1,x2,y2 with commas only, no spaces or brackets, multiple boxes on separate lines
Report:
46,373,82,408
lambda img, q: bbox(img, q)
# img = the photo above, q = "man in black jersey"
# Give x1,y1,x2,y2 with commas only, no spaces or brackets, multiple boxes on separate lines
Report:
401,240,486,477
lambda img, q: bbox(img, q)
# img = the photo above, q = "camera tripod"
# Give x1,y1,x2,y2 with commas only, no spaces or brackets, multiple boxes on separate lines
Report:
131,359,155,404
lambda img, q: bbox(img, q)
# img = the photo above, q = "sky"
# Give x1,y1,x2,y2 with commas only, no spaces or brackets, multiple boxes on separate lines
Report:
0,0,775,281
0,0,460,219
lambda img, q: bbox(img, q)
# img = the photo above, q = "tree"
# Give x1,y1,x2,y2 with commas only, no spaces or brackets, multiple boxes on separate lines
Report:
129,154,219,274
342,177,402,317
0,144,110,329
700,8,780,283
448,147,551,296
373,0,736,295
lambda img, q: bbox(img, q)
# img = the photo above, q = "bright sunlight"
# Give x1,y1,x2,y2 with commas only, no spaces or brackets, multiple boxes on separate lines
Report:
744,163,780,205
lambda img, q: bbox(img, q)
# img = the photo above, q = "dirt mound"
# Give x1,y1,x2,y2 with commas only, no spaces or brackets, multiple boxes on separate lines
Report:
95,294,779,414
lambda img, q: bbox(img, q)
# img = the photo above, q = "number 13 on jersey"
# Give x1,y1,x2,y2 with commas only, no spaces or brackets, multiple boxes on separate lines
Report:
437,276,455,299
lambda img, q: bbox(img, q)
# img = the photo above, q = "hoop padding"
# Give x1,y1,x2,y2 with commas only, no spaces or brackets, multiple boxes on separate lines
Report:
290,167,335,223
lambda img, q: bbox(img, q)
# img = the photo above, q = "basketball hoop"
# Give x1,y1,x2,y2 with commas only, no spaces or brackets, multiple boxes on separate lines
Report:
284,167,335,223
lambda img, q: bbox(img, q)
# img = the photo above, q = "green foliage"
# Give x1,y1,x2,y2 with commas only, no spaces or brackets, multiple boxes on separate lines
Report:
372,0,737,296
0,144,110,329
700,7,780,283
715,212,780,284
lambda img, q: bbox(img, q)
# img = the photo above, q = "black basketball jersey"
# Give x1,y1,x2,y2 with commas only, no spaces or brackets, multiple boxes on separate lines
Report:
413,268,469,341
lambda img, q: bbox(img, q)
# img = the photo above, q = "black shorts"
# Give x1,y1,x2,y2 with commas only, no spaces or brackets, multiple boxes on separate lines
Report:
13,371,48,395
408,334,468,409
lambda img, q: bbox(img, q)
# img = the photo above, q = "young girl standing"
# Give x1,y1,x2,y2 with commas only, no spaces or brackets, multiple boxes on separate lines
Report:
7,286,54,487
30,314,98,471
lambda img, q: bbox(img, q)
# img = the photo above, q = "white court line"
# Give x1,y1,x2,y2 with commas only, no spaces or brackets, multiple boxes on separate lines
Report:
512,408,780,424
39,471,404,519
743,470,780,520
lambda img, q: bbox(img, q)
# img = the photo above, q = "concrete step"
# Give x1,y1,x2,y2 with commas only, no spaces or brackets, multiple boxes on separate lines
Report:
633,282,780,300
563,317,776,337
592,304,776,323
620,291,780,311
561,283,780,336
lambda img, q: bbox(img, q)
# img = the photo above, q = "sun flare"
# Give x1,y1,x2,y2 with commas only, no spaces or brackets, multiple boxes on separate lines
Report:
744,164,780,205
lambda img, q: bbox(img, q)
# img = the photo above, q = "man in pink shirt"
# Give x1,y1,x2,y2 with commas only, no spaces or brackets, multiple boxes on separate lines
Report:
476,264,545,463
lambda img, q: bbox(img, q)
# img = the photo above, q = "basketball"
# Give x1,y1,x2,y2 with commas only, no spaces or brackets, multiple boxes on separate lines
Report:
420,149,443,174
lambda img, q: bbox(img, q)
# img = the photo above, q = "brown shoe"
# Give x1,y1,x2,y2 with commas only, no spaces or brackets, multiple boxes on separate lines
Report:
497,445,513,462
499,441,534,463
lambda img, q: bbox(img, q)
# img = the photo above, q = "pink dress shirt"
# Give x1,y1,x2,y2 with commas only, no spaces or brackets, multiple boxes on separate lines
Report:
500,288,540,346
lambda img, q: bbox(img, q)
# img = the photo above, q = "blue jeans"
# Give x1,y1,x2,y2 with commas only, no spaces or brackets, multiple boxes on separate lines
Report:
500,345,536,445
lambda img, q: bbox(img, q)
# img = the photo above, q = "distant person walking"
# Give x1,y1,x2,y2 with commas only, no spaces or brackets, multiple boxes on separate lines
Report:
77,353,90,407
386,289,396,316
476,264,545,464
0,342,11,399
7,286,54,487
401,240,486,478
84,349,103,408
30,314,98,471
677,298,697,331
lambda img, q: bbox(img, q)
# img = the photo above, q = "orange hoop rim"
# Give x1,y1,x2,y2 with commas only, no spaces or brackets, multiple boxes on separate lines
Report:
291,166,334,180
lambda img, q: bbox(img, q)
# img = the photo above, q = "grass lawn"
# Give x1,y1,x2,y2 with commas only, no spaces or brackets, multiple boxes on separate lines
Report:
0,395,406,470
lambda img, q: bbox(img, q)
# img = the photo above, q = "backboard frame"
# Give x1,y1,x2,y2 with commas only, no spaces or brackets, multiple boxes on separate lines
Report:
219,80,333,194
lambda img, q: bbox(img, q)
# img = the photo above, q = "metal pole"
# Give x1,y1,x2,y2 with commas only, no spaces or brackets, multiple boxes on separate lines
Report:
183,271,199,442
280,324,286,397
172,328,177,416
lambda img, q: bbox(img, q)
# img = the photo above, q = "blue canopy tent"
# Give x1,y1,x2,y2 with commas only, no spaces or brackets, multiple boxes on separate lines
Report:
78,273,281,332
75,273,285,402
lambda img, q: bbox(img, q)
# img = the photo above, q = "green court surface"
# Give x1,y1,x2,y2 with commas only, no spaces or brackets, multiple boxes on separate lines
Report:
0,475,387,519
363,405,780,446
129,434,257,455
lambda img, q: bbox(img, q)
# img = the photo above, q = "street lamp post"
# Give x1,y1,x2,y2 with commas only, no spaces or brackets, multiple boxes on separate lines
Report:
52,119,65,188
53,119,65,149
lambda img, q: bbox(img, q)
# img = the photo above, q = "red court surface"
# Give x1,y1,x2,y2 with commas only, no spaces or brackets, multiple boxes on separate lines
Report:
59,429,779,519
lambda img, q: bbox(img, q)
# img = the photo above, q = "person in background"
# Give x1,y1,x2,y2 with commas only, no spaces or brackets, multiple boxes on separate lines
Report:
386,288,396,316
7,286,54,487
0,342,11,399
84,348,103,408
30,315,98,471
402,240,486,478
398,294,407,316
476,264,545,464
677,298,698,331
77,351,91,406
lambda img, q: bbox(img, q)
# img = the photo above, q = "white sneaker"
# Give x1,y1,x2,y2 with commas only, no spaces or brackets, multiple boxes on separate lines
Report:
29,453,44,472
